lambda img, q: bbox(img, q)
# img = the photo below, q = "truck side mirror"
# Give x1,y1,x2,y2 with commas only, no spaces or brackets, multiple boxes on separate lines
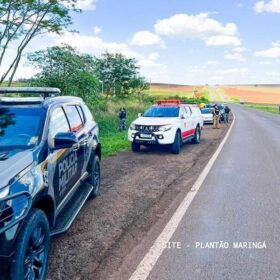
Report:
52,132,78,150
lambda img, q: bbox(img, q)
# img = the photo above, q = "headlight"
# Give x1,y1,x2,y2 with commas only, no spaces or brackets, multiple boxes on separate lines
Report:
159,124,172,132
130,124,136,130
0,186,9,199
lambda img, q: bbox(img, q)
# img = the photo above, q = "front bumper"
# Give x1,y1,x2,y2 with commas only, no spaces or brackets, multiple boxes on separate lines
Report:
128,129,176,145
0,191,32,273
203,119,213,124
0,253,13,278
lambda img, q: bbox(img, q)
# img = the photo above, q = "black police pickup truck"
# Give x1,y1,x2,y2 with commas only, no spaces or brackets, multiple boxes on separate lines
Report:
0,88,101,280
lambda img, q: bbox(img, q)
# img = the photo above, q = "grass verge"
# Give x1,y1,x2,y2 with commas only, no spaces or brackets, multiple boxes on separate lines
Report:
88,96,153,157
245,104,280,115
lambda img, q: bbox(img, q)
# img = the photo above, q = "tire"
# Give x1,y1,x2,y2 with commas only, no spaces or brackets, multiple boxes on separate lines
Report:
171,131,181,154
132,142,140,152
10,209,50,280
192,126,201,144
88,155,101,199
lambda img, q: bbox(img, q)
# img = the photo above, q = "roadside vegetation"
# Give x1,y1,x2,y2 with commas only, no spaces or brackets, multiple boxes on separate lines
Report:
245,104,280,115
8,44,208,157
1,44,210,157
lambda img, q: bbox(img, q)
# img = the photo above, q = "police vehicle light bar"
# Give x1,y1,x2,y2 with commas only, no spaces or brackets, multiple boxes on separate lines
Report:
0,87,60,98
156,99,182,105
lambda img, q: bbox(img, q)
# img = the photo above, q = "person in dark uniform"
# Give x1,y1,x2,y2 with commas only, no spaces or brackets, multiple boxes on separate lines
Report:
119,107,127,131
212,104,220,129
224,104,231,124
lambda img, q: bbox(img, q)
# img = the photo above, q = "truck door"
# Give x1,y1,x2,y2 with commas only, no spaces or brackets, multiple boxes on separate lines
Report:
47,106,77,205
181,106,194,140
63,105,86,183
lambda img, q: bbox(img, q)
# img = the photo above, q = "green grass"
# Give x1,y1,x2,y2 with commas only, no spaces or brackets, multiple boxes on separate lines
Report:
88,96,153,157
203,87,210,101
246,104,280,115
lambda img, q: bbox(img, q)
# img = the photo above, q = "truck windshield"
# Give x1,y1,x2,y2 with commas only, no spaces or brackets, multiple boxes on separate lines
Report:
143,106,179,118
0,107,44,151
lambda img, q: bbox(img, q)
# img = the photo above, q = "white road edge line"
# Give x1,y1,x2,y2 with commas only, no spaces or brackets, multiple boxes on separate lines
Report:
129,114,236,280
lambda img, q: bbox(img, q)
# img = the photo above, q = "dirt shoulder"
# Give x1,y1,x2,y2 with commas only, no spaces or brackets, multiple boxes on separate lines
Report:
47,119,232,280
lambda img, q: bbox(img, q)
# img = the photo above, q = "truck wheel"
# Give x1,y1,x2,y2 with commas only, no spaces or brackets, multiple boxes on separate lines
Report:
11,209,50,280
192,126,201,144
132,142,140,152
88,155,101,199
171,131,181,154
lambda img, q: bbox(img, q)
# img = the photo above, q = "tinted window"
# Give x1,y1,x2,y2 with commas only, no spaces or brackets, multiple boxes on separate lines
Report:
64,105,83,132
0,107,44,150
143,106,179,118
49,107,70,139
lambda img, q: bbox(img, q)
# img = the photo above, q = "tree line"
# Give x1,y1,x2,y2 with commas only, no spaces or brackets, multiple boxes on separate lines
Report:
0,0,149,100
27,45,149,101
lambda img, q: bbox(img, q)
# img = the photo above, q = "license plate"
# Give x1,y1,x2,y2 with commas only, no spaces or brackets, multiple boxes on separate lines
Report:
140,133,152,139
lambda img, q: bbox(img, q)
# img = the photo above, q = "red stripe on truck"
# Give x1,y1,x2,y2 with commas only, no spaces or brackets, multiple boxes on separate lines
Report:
182,128,195,138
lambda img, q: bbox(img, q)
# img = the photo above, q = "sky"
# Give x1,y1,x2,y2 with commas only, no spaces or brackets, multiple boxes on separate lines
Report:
5,0,280,85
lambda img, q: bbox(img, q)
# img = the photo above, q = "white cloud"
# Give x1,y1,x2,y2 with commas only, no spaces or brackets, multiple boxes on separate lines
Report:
207,60,220,65
131,30,165,47
266,71,280,76
54,32,138,58
254,43,280,58
138,53,167,80
272,41,280,47
93,26,102,35
205,35,241,47
237,2,244,8
216,68,249,75
255,0,280,13
233,47,249,52
154,13,241,47
148,52,160,60
259,61,271,64
224,51,246,61
76,0,97,11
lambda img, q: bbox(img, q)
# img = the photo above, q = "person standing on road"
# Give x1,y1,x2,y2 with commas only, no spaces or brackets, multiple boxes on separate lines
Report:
212,104,220,129
119,107,127,131
224,104,231,124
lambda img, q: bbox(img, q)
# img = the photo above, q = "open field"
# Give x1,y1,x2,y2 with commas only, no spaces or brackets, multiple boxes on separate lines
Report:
223,86,280,104
147,83,205,98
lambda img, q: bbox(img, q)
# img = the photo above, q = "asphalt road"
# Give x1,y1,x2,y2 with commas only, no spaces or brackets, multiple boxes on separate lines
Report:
146,105,280,280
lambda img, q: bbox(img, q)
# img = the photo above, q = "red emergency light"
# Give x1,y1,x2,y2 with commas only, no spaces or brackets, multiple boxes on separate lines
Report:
156,99,182,106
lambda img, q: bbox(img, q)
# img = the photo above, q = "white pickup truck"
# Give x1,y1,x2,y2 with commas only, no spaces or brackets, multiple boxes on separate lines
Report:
128,100,204,154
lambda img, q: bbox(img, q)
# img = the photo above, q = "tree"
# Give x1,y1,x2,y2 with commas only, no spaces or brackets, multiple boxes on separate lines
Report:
94,52,146,97
0,0,80,86
27,44,99,101
130,76,149,96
